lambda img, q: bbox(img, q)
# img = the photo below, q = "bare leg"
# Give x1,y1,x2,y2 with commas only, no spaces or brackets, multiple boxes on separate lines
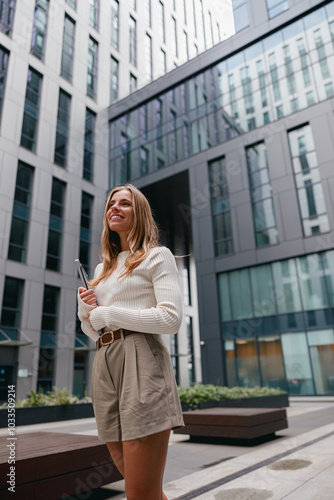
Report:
106,441,125,477
123,428,171,500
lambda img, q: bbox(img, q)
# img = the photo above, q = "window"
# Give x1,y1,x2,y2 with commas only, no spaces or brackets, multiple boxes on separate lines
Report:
208,11,214,47
325,82,334,98
61,15,75,82
83,108,95,182
160,48,166,76
198,0,206,49
139,105,147,138
156,98,163,150
0,277,24,342
8,162,34,262
169,109,177,162
288,124,329,236
54,89,71,167
186,316,195,385
246,142,279,247
80,192,93,276
0,0,16,36
130,73,137,92
110,55,118,104
20,67,42,152
129,16,136,67
110,0,119,50
145,33,152,81
31,0,49,60
140,146,148,175
172,17,178,58
87,36,98,99
183,0,187,24
232,0,249,32
0,46,9,121
38,285,60,391
184,31,189,60
46,178,66,271
89,0,99,30
267,0,289,19
209,157,233,255
145,0,151,27
191,0,197,37
158,1,165,43
65,0,76,9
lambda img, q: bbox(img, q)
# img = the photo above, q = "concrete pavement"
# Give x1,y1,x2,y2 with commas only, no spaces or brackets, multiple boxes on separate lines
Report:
1,399,333,499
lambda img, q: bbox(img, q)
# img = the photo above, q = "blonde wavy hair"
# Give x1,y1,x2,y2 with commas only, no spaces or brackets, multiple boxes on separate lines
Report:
88,184,160,286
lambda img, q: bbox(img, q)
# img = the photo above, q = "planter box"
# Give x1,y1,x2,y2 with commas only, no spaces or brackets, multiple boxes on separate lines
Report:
0,403,94,428
181,394,289,412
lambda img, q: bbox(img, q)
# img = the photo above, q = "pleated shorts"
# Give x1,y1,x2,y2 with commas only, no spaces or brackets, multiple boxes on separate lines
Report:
91,330,185,442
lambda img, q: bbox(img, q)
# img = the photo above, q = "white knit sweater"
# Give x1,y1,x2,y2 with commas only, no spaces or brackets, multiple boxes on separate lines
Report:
77,246,183,342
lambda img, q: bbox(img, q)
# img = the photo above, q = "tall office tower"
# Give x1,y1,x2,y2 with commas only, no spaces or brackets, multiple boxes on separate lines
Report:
0,0,230,401
107,0,334,395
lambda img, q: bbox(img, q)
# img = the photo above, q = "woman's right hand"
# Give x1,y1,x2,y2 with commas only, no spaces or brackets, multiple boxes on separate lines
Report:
79,287,97,307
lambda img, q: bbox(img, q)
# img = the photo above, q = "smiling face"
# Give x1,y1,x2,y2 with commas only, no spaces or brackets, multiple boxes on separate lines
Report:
106,189,134,237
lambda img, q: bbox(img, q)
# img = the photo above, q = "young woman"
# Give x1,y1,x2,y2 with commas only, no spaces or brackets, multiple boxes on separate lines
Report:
77,184,184,500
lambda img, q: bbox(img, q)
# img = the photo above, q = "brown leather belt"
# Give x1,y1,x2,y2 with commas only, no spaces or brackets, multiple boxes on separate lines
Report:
96,329,135,350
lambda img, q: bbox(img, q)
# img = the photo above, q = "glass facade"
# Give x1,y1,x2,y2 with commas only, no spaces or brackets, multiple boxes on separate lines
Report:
46,178,66,271
38,285,60,391
54,89,71,167
8,162,34,262
0,46,9,122
267,0,289,19
219,250,334,395
20,67,42,152
79,192,93,276
288,124,329,236
110,0,119,50
0,0,15,36
30,0,49,60
87,36,98,99
83,108,96,182
246,141,279,247
208,157,233,256
61,14,75,82
0,277,24,342
109,1,334,185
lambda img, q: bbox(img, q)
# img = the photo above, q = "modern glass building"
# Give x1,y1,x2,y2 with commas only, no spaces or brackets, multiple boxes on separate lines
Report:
107,0,334,395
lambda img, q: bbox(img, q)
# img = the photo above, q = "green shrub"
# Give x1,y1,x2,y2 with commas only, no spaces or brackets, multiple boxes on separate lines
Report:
177,384,286,409
0,387,91,408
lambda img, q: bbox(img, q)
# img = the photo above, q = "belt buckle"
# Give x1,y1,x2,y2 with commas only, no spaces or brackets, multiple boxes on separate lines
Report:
100,330,114,346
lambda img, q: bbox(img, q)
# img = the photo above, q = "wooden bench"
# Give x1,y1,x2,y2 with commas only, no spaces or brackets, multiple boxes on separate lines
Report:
174,407,288,441
0,432,123,499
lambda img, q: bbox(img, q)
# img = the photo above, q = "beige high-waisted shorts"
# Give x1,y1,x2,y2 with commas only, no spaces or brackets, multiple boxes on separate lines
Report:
91,329,185,442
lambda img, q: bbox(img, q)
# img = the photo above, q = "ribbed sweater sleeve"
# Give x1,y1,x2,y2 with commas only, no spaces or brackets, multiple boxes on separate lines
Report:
77,264,102,342
89,247,183,335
